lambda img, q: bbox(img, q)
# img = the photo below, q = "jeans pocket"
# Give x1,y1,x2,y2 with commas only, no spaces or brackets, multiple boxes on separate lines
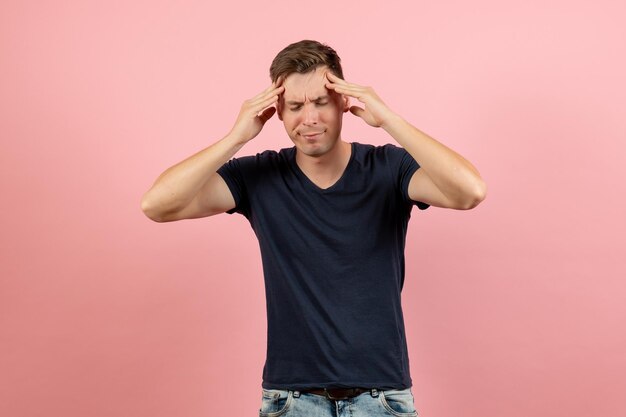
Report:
380,388,418,416
259,389,293,417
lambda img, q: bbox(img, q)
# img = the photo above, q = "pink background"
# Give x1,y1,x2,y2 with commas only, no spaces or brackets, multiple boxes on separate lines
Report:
1,1,625,416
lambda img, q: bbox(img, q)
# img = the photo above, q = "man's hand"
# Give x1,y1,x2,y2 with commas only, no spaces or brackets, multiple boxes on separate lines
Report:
228,81,285,143
325,72,397,129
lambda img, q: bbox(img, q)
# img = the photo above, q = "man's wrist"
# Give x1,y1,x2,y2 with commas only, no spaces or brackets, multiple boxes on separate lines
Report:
380,112,404,132
223,130,250,147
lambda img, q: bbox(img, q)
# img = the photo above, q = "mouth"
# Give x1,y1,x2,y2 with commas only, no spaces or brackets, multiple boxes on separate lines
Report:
300,130,325,140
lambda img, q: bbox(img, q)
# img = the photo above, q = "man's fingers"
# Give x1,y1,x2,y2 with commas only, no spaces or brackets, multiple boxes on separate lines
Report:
327,83,363,100
258,106,276,124
349,106,365,119
326,73,368,98
251,92,281,113
251,85,273,100
326,71,348,85
252,84,284,101
249,87,283,110
326,73,366,95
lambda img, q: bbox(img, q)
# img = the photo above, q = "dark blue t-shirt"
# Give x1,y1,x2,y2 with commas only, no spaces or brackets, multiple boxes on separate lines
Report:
217,142,429,390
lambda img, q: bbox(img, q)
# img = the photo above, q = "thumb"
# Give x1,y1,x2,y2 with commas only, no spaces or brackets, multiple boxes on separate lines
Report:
258,106,276,124
349,106,365,119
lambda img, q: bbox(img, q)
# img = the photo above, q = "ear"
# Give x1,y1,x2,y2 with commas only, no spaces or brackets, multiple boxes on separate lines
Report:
342,95,350,113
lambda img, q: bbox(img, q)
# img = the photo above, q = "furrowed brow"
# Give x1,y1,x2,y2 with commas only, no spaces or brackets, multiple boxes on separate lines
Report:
286,95,329,105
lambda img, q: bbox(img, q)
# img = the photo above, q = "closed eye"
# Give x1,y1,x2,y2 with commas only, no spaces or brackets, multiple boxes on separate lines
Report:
289,101,327,111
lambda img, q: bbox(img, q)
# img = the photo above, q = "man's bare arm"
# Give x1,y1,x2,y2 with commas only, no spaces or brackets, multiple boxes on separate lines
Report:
141,82,284,222
325,72,486,210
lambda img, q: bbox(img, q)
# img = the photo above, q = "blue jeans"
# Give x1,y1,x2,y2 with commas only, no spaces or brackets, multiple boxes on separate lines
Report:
258,387,418,417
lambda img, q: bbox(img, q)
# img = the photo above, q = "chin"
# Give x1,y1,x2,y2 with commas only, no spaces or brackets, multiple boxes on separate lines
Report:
299,141,334,157
297,145,324,157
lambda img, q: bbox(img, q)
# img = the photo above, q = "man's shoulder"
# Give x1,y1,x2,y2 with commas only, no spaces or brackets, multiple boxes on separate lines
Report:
353,141,404,152
353,142,408,162
231,146,295,166
254,146,295,157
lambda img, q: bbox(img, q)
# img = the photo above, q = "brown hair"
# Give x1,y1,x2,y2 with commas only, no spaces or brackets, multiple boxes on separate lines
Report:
269,40,344,83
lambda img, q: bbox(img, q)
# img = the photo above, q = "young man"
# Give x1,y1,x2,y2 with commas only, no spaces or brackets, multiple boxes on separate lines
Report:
141,40,486,417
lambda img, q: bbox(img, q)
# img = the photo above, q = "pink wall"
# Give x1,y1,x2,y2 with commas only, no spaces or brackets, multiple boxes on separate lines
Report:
1,1,625,416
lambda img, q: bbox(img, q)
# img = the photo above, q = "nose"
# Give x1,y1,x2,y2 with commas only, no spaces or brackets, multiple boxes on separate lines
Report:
302,103,319,125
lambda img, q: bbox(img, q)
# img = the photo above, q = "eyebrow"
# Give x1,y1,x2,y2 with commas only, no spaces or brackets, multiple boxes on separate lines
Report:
286,95,329,106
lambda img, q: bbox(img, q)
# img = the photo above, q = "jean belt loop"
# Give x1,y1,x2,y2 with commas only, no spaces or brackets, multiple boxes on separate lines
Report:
293,390,300,398
370,388,379,397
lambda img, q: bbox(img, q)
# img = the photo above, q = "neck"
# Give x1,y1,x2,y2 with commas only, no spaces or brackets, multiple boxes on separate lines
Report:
295,140,352,184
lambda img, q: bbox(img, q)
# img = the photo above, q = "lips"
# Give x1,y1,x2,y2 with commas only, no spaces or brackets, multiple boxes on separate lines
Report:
300,130,325,139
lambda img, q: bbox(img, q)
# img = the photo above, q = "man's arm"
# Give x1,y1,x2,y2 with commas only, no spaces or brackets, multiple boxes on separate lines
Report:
325,72,486,210
382,115,486,209
140,82,284,222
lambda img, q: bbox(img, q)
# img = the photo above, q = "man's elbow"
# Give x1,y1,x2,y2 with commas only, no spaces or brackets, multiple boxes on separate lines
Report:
458,180,487,210
141,195,168,222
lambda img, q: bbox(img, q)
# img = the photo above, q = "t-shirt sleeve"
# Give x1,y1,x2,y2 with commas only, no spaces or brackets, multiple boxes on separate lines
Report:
216,156,252,217
390,145,430,211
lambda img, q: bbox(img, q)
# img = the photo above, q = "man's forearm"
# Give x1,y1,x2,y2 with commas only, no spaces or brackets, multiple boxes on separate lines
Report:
323,73,485,207
382,113,486,206
141,81,284,220
141,133,244,217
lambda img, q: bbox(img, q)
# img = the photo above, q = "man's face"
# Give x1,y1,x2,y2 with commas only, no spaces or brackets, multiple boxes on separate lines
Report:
277,66,349,157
